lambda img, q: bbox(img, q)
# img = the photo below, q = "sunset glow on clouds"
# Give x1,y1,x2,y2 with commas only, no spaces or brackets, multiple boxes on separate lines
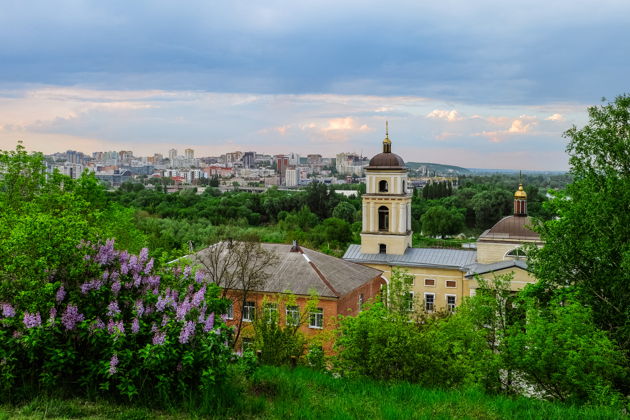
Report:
1,1,629,170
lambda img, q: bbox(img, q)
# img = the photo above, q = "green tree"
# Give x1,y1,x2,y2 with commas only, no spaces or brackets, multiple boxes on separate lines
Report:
528,94,630,354
332,201,356,223
420,205,464,238
471,189,512,229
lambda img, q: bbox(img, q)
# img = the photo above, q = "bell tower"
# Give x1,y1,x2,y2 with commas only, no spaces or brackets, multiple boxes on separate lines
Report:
360,123,412,255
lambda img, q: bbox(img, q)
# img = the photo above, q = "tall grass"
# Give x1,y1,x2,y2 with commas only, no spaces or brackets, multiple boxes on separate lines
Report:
1,366,624,419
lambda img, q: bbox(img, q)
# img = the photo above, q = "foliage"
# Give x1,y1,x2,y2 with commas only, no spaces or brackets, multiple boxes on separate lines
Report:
331,201,356,223
506,297,628,406
420,205,465,238
0,240,232,404
527,94,630,355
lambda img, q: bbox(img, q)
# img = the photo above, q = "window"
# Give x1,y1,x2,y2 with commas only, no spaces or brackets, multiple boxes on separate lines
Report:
446,295,456,312
358,293,364,311
378,206,389,231
402,180,406,193
379,180,388,192
226,302,234,320
263,302,278,323
309,308,324,329
286,305,300,326
242,301,255,322
446,280,457,288
424,279,435,287
424,293,435,312
379,244,387,254
407,292,414,311
506,248,527,260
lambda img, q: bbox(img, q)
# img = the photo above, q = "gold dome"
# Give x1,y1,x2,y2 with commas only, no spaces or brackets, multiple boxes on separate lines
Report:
514,184,527,199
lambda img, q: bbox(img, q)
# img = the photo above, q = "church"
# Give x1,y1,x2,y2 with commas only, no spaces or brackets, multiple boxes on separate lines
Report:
343,127,542,312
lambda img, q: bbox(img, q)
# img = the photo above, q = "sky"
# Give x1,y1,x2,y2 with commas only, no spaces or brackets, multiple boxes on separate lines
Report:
1,1,629,170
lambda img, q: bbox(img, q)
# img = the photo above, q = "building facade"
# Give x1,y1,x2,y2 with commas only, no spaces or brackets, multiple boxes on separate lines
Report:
344,127,541,312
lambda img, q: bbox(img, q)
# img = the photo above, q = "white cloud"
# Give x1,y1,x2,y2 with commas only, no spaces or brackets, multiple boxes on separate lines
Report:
426,109,463,122
545,113,565,121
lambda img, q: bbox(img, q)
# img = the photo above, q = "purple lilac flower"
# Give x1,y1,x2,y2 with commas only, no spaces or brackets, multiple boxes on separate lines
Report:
56,286,66,302
23,311,42,328
102,271,110,281
92,279,104,290
146,275,160,288
183,266,191,279
156,296,168,312
49,307,57,323
179,321,195,344
61,305,84,330
188,284,194,294
1,303,16,318
128,255,139,274
151,323,158,332
107,301,120,317
107,319,125,336
90,318,105,331
95,239,116,265
135,300,145,317
133,273,142,288
111,281,121,295
221,314,228,323
144,258,154,274
83,255,91,261
161,315,170,327
195,270,205,283
139,247,149,263
203,313,215,332
152,331,166,345
109,354,118,375
191,286,206,308
120,261,129,275
176,297,191,321
131,318,140,334
80,282,92,295
119,250,129,263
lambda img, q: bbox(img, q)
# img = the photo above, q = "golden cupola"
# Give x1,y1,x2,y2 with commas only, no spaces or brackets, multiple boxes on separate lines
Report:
513,183,527,216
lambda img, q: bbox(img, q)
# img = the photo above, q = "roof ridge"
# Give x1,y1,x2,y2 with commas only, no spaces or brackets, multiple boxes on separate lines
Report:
299,249,340,297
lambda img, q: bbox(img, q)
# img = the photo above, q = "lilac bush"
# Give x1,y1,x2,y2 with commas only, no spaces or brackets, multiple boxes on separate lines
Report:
0,239,232,403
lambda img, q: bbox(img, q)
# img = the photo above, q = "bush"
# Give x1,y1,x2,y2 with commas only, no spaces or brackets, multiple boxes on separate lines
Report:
0,240,232,404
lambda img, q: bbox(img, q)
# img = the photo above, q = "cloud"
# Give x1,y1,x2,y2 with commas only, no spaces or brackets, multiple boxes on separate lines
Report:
426,109,463,122
545,113,565,121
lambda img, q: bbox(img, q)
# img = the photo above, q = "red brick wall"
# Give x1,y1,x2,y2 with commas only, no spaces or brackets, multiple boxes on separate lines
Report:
337,276,386,317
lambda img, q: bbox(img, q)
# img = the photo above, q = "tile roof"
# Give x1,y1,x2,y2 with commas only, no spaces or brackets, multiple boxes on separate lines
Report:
191,243,382,299
343,244,477,271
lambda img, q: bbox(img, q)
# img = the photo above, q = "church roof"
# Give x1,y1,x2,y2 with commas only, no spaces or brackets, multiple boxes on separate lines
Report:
191,242,382,299
343,244,476,270
366,152,406,170
464,260,529,277
478,215,541,242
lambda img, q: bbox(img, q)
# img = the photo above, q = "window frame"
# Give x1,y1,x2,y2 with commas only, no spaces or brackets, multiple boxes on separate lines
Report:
309,307,324,329
286,305,300,326
263,302,278,323
445,280,457,288
446,294,456,312
226,302,234,320
424,293,435,313
242,301,255,322
424,278,435,287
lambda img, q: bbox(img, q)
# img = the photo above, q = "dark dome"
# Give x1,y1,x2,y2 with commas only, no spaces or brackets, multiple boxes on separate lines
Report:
367,152,405,169
479,216,541,241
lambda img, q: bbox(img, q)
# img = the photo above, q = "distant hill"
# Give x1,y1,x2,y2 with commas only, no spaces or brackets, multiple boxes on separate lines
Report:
406,162,471,175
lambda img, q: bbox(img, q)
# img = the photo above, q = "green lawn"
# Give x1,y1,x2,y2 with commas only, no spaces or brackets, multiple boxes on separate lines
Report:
1,366,624,419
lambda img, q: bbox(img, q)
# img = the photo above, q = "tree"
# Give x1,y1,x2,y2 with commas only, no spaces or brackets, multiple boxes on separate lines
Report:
420,205,464,238
528,94,630,354
471,189,512,229
191,236,278,348
332,201,356,223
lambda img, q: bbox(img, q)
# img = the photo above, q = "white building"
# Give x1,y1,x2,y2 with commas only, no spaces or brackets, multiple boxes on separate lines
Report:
285,167,300,187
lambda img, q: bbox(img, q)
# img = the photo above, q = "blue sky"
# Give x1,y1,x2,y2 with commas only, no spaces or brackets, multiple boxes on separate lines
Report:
1,0,629,169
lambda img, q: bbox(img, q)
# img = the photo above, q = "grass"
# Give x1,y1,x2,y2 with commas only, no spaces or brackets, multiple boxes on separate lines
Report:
1,366,625,419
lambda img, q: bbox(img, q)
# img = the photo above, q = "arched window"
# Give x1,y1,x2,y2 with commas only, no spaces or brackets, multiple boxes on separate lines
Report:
402,180,406,193
378,206,389,231
506,248,527,260
379,244,387,254
379,180,388,192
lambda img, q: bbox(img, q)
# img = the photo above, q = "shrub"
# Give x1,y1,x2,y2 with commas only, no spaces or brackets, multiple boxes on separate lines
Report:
0,240,232,404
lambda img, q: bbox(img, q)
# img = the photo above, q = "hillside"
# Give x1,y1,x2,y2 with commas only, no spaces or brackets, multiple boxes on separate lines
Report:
406,161,471,175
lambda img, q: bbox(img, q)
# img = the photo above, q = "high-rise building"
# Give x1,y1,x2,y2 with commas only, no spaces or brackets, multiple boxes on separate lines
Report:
274,154,289,185
168,149,178,162
242,151,256,169
285,167,300,187
185,148,194,160
288,152,300,166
